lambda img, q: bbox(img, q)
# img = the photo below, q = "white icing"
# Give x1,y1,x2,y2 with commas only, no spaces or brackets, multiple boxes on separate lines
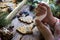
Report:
19,16,33,23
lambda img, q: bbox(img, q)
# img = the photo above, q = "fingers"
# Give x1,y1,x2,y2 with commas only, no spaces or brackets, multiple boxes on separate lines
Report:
38,5,47,11
39,3,50,9
35,5,47,16
35,19,54,40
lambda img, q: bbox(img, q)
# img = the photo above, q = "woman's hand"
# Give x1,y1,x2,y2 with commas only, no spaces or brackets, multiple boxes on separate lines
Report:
35,3,56,26
35,19,54,40
35,3,47,16
35,3,47,21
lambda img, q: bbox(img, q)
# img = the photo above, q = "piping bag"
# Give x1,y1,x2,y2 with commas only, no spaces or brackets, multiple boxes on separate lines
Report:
5,0,27,20
0,0,27,27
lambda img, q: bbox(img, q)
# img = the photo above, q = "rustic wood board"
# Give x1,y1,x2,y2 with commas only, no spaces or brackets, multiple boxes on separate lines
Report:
11,5,40,40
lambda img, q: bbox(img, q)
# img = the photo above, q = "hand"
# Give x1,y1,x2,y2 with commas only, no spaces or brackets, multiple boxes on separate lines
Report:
35,3,56,26
35,3,47,16
39,3,53,22
35,19,54,40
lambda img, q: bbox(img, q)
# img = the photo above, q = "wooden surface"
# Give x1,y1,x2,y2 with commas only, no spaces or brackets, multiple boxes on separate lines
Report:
11,5,41,40
11,18,40,40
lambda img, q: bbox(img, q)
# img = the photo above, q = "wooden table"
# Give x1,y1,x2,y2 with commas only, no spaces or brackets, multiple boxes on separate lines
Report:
11,5,41,40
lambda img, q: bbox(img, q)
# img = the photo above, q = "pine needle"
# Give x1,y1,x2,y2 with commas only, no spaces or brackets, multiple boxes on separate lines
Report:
0,12,11,27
